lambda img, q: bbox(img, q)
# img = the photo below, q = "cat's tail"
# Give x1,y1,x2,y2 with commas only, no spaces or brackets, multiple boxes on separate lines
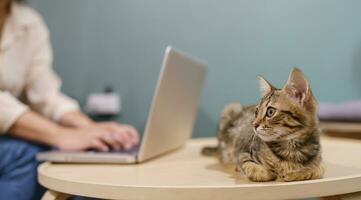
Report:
201,146,219,156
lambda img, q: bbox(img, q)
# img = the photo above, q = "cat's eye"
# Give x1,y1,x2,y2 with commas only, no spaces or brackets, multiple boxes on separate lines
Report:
266,107,276,117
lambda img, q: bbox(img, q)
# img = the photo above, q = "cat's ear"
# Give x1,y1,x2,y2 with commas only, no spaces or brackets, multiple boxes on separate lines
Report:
283,68,309,104
257,76,274,97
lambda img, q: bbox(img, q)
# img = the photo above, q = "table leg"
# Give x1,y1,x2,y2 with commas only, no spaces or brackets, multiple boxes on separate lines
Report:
321,191,361,200
41,190,71,200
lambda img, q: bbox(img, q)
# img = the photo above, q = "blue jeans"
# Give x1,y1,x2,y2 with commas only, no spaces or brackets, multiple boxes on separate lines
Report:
0,136,46,200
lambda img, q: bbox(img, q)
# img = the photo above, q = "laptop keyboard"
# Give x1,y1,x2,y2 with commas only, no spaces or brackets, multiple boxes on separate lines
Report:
87,144,140,155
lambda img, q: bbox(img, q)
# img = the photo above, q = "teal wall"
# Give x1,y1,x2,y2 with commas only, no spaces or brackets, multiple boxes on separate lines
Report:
29,0,361,137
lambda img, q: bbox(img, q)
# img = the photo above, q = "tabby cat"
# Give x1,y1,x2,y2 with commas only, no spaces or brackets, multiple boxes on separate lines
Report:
202,68,324,182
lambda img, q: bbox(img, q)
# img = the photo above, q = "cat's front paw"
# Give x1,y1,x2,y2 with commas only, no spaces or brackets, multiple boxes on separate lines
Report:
277,170,314,182
240,162,276,182
278,168,324,182
278,164,325,182
278,172,311,182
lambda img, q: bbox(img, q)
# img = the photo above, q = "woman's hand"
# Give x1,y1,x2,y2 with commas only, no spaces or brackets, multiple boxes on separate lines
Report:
53,122,139,152
9,110,139,152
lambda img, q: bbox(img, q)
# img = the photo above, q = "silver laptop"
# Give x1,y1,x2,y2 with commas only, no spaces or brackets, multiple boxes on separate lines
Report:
36,46,207,164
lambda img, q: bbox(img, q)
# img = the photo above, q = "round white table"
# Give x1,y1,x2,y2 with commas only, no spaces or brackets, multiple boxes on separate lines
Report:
38,136,361,200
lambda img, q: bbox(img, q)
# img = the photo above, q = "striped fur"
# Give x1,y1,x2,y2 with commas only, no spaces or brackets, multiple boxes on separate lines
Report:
202,68,324,182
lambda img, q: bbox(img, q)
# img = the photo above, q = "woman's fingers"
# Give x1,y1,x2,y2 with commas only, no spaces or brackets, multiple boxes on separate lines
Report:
112,124,139,146
95,122,140,150
99,131,123,151
112,132,131,150
91,139,109,152
104,123,135,149
125,126,139,144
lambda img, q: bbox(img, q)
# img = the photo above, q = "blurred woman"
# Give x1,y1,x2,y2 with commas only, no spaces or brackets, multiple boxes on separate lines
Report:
0,1,139,199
